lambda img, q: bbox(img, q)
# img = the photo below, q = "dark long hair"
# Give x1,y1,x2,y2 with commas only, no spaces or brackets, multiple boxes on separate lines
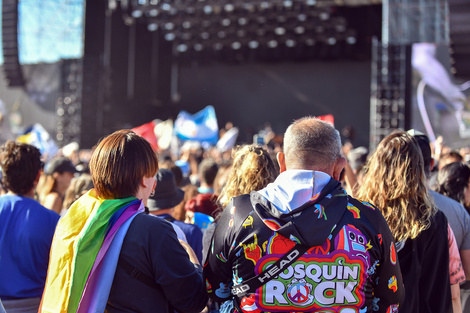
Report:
434,162,470,212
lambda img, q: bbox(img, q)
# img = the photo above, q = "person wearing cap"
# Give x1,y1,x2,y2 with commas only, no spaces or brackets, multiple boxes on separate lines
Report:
148,168,204,263
0,141,60,313
36,157,78,214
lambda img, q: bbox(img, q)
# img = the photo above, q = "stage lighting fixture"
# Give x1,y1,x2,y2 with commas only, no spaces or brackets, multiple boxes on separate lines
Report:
345,30,357,44
242,3,255,13
161,3,171,11
238,17,248,26
131,9,143,18
147,22,159,31
203,5,213,15
146,8,158,17
305,38,315,46
182,21,192,29
319,12,329,21
267,40,278,48
283,1,293,8
67,105,76,114
259,2,270,10
274,27,286,36
231,41,242,50
165,32,176,41
346,35,357,44
294,26,305,34
285,39,296,47
164,22,175,30
221,18,231,27
177,44,188,53
224,4,235,13
248,40,259,49
298,14,307,22
335,24,346,32
131,0,359,61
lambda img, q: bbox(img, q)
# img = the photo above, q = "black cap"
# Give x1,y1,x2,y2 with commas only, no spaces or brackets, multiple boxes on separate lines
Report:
147,168,184,211
407,129,432,168
44,157,78,175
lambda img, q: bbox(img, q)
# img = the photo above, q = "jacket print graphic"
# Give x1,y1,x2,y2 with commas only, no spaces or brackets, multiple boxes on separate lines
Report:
203,170,404,312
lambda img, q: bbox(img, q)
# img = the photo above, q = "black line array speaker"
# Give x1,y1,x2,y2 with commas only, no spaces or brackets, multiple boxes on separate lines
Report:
448,0,470,81
1,0,25,87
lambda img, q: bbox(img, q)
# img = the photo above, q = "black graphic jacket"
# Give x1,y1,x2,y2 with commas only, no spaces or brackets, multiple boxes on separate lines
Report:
203,170,404,312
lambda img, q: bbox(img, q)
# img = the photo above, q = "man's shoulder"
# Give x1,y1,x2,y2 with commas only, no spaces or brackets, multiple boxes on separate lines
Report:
430,190,465,212
1,194,60,219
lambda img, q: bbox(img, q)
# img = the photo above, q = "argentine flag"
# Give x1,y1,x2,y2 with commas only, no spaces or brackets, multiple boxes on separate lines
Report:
174,105,219,145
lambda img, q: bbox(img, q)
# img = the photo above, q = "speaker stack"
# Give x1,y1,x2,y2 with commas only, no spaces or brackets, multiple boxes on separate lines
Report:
448,0,470,81
1,0,25,87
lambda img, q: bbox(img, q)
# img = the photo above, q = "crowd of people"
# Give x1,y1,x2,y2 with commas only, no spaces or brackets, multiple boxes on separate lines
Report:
1,116,470,313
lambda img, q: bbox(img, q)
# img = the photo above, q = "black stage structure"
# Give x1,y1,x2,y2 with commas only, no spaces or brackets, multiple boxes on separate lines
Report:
79,0,382,148
3,0,469,149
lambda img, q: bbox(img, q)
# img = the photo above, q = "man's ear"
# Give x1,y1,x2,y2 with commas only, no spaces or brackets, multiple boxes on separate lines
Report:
332,157,347,181
430,158,435,171
277,152,286,173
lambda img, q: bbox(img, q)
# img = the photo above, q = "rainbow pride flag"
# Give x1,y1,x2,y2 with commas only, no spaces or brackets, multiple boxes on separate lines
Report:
39,189,144,313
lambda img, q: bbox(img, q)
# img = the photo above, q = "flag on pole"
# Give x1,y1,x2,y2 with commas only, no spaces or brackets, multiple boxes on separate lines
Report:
174,106,219,145
17,123,58,160
132,121,159,151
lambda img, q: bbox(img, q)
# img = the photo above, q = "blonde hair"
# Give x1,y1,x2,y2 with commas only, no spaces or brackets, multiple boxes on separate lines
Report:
218,145,278,208
357,131,436,242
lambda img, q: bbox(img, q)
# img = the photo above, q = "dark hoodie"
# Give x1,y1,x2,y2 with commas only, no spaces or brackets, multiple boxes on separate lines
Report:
204,170,404,313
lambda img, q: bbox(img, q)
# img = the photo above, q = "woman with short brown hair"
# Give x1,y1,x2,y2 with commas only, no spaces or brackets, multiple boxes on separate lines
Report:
41,130,207,313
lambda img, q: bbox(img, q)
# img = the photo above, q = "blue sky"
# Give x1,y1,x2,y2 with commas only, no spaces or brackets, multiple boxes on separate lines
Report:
0,0,84,64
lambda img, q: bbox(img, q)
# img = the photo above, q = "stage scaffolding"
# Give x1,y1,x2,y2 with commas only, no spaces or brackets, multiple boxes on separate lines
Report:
369,0,449,151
